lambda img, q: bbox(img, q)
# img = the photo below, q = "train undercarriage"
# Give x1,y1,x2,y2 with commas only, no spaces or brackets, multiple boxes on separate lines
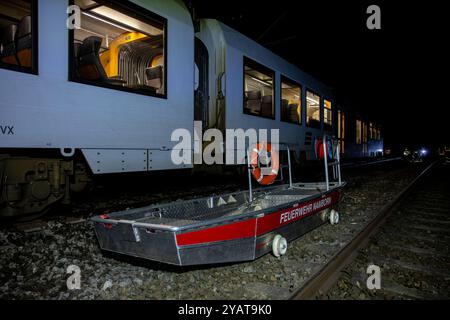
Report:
0,152,91,219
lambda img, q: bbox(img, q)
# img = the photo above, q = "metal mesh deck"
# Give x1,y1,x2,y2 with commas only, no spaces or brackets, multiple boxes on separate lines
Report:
109,182,340,228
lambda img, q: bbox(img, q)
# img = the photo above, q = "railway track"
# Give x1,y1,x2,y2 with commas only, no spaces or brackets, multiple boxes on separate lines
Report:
292,161,450,299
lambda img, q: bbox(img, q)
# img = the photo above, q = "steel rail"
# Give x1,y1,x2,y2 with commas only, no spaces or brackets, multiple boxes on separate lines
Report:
291,161,438,300
341,157,402,169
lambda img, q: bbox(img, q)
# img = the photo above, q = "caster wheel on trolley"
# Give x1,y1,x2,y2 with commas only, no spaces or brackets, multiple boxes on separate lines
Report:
272,234,287,258
329,209,340,225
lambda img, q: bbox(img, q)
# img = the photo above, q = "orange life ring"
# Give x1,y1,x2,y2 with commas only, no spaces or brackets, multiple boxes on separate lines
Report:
250,142,279,185
314,138,333,160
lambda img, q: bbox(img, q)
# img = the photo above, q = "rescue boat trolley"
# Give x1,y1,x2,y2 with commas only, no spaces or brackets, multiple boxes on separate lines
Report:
92,136,346,266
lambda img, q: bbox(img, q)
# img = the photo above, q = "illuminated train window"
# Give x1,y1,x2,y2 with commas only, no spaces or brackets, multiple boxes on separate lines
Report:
362,122,368,143
356,119,362,144
306,90,321,128
70,0,167,97
338,110,345,153
362,121,368,154
243,57,275,119
323,99,332,130
0,0,37,73
281,76,301,124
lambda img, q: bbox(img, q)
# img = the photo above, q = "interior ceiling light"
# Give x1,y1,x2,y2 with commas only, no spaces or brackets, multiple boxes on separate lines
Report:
82,12,132,32
250,76,272,86
306,96,319,104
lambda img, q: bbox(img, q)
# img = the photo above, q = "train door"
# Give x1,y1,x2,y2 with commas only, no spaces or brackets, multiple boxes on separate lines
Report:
194,37,209,128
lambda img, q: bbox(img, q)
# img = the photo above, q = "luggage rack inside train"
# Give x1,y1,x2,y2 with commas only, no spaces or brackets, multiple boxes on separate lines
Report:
91,136,346,266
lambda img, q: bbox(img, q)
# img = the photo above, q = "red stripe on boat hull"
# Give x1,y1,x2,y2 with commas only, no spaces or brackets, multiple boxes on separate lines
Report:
176,190,341,247
176,218,257,246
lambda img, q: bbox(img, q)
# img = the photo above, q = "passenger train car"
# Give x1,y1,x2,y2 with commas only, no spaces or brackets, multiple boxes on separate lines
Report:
0,0,383,218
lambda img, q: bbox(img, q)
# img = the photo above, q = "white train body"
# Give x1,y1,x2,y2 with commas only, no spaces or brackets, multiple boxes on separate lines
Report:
1,0,194,174
0,0,382,217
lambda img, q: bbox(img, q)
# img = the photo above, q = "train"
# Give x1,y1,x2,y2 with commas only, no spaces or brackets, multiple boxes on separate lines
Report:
0,0,383,218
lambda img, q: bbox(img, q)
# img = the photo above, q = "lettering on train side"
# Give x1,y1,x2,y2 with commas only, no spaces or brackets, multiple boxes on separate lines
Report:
0,126,15,135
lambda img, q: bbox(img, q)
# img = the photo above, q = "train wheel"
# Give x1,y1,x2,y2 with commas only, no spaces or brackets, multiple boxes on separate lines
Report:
272,234,287,258
329,209,340,225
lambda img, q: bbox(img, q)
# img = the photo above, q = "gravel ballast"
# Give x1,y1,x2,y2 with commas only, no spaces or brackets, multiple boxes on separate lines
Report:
0,161,426,299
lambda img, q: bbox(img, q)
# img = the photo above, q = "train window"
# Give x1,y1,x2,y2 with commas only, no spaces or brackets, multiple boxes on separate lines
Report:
338,110,345,153
0,0,37,74
70,0,167,97
323,99,332,130
363,122,368,144
356,119,362,144
281,76,301,124
243,57,275,119
306,90,321,128
362,122,368,155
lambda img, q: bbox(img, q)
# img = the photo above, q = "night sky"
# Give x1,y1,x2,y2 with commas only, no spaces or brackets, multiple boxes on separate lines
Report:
186,0,447,153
